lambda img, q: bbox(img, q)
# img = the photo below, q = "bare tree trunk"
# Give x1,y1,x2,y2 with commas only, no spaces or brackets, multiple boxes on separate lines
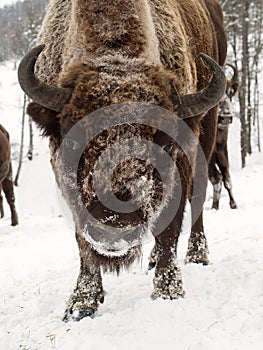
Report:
27,115,33,161
14,94,27,186
239,0,250,168
247,52,252,155
252,1,262,153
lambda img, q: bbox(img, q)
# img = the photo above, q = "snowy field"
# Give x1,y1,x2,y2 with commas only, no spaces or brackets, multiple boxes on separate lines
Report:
0,62,263,350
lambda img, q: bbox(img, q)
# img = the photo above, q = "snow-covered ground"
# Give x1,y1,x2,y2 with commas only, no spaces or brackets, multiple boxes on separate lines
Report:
0,62,263,350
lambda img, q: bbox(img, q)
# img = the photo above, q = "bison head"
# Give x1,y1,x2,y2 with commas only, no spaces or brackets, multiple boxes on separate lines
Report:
18,45,226,256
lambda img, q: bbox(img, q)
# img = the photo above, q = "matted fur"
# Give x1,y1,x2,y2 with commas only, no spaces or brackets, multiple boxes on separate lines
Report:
36,0,71,85
36,0,221,90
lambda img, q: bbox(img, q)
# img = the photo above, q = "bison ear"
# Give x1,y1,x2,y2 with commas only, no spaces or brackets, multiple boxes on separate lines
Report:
27,102,60,137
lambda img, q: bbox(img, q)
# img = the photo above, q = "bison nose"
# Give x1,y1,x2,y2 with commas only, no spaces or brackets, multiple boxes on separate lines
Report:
87,198,145,228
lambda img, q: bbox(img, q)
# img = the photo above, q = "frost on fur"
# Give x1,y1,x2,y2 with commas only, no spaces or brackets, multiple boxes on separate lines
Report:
64,266,104,321
185,231,209,265
152,260,185,300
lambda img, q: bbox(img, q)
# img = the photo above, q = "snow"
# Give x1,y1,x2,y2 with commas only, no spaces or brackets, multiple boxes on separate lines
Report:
0,61,263,349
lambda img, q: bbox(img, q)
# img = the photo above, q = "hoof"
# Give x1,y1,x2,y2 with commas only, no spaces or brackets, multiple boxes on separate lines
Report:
152,264,185,300
151,289,185,300
186,232,209,265
185,254,209,265
11,219,18,226
11,213,18,226
230,202,237,209
63,307,96,322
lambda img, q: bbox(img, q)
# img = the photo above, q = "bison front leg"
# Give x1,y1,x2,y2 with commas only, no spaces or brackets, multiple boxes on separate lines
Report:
215,142,237,209
211,174,223,210
210,172,223,210
208,154,223,210
2,166,18,226
185,212,209,265
186,152,209,265
151,190,186,300
224,178,237,209
218,157,237,209
0,184,4,218
63,233,105,322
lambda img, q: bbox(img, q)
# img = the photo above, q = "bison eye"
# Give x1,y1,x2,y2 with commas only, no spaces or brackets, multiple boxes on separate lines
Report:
64,137,80,151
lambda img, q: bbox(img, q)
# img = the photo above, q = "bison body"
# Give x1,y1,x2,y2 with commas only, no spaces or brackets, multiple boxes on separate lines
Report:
18,0,227,320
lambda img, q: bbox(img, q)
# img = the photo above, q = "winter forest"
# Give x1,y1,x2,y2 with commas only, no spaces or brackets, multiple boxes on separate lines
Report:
0,0,262,349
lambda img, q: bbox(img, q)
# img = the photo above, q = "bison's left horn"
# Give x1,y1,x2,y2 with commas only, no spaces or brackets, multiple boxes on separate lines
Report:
18,45,72,113
172,53,226,119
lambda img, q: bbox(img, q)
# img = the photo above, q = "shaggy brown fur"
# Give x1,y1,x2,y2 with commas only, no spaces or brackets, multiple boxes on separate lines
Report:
23,0,227,320
0,124,18,226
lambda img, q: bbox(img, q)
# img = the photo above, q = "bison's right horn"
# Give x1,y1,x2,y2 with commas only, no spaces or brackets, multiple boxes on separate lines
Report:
18,45,72,113
172,53,226,119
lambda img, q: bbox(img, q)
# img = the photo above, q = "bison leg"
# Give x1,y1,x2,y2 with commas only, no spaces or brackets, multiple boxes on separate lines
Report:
209,170,223,210
151,186,186,300
218,163,237,209
216,146,237,209
208,151,223,210
2,166,18,226
147,244,158,271
224,178,237,209
0,184,4,218
185,213,209,265
186,154,209,265
63,233,105,322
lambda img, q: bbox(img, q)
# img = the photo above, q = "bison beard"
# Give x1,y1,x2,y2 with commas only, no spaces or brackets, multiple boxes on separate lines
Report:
18,0,227,321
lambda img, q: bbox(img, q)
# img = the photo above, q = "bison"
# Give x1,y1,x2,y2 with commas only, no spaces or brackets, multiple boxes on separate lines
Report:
0,124,18,226
209,64,239,210
18,0,227,321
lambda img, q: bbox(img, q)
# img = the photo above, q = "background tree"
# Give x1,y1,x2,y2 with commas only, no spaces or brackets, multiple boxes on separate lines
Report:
0,0,48,65
220,0,263,167
0,0,48,183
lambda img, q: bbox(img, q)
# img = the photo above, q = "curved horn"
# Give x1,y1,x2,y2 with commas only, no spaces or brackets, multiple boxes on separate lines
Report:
226,63,239,85
172,53,226,119
18,45,72,113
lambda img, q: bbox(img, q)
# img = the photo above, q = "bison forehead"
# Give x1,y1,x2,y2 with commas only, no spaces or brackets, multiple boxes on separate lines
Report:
57,61,177,124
